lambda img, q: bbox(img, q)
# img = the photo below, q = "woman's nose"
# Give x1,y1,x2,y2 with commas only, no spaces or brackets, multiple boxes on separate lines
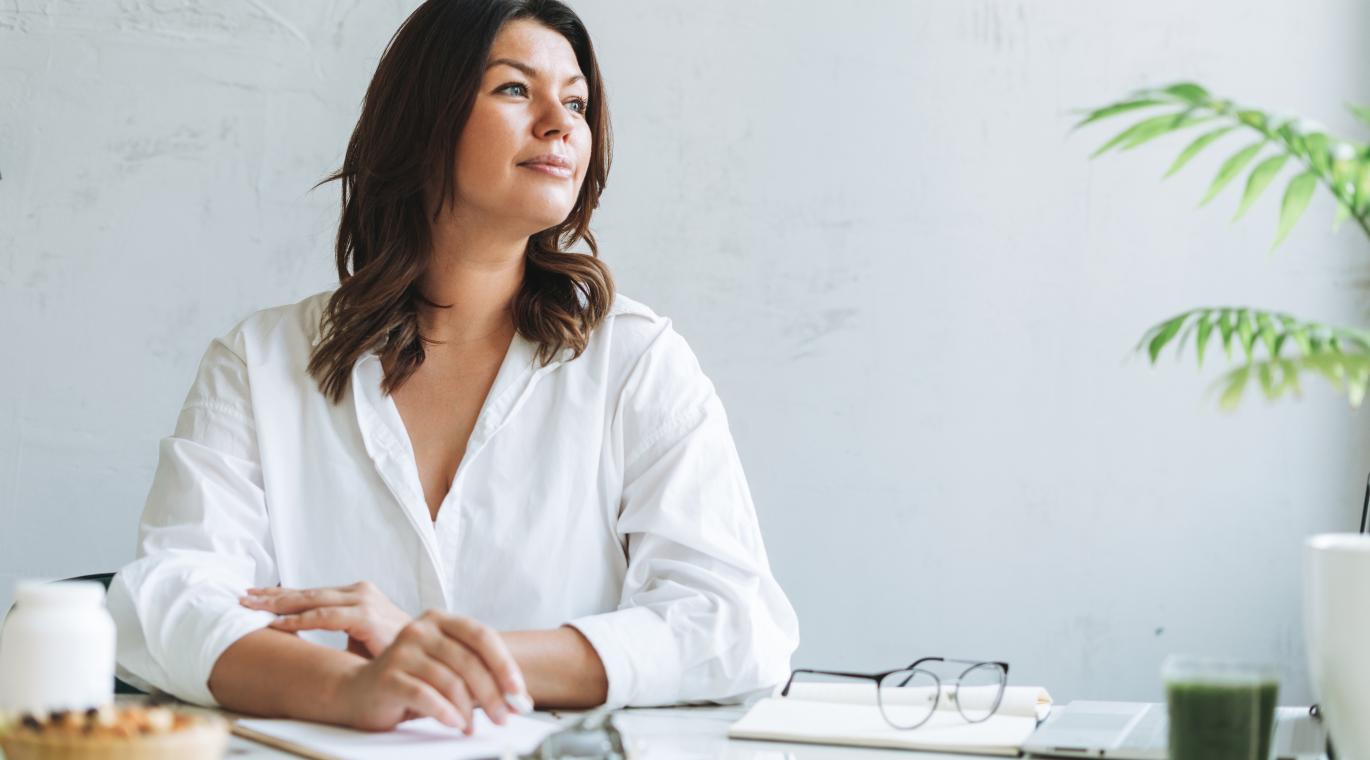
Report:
535,99,576,139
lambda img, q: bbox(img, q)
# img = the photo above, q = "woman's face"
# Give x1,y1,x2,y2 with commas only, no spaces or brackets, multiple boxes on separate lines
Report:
449,19,592,236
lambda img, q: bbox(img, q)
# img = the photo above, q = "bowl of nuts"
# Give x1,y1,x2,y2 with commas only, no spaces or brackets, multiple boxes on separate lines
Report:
0,702,228,760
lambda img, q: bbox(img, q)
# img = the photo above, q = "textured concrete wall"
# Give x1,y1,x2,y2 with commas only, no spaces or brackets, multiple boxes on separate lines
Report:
3,0,1368,703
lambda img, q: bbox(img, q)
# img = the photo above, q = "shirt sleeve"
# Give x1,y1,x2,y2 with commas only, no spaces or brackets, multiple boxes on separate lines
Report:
567,321,801,709
105,336,278,706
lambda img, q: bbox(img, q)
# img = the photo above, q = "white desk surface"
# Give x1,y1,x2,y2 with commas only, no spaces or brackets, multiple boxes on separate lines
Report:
224,703,978,759
220,703,1331,760
0,700,1327,759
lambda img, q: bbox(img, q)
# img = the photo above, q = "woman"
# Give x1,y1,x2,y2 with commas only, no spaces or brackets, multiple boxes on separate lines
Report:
106,0,798,734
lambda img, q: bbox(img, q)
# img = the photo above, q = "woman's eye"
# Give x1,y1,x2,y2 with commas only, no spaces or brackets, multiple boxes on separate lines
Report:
496,83,588,115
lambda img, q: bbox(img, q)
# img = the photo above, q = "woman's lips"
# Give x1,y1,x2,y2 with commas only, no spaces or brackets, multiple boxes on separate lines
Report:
519,162,573,179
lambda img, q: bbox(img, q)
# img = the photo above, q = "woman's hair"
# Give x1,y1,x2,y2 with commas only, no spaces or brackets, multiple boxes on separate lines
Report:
308,0,614,404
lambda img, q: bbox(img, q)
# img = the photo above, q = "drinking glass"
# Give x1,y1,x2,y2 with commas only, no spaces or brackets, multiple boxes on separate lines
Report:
1162,655,1279,760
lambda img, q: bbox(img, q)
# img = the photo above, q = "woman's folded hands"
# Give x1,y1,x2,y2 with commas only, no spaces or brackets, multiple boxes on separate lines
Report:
239,582,532,734
240,581,409,658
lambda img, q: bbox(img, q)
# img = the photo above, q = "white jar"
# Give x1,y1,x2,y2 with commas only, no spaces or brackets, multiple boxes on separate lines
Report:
0,580,116,713
1306,534,1370,760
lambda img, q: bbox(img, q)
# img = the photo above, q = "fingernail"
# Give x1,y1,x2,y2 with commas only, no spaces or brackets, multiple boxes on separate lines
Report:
504,692,533,715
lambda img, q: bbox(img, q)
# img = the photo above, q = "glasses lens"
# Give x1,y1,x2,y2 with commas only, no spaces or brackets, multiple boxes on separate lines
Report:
877,669,939,729
954,662,1007,722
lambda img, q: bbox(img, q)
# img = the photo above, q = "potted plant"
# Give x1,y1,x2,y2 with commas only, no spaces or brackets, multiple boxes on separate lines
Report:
1078,82,1370,759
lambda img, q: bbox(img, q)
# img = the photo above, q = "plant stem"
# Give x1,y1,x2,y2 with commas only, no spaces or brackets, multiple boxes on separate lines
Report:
1355,209,1370,240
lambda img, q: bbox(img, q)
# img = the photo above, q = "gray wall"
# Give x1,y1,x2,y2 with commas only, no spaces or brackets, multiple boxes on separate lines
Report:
3,0,1368,704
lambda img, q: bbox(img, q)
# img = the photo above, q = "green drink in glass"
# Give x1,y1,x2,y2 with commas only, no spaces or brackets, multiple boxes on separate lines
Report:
1163,656,1279,760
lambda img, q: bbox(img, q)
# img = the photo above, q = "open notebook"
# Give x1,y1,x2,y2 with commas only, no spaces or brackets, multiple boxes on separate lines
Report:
232,711,561,760
729,683,1054,756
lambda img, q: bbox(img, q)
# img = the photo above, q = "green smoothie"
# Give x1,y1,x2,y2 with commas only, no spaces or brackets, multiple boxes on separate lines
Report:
1165,678,1279,760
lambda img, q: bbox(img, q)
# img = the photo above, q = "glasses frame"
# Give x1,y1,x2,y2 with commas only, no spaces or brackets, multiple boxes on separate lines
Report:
781,657,1011,730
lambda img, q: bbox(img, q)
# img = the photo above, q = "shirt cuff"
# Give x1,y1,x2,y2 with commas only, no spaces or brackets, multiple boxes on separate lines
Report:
185,600,276,707
566,607,681,709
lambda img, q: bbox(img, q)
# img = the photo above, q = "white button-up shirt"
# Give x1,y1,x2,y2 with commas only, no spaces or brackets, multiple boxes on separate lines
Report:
107,291,800,710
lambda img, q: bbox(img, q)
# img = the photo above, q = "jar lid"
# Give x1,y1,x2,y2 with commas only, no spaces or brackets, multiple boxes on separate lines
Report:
13,580,106,608
1307,532,1370,553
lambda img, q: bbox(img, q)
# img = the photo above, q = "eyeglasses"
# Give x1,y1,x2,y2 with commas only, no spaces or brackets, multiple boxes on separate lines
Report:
781,657,1011,730
521,706,626,759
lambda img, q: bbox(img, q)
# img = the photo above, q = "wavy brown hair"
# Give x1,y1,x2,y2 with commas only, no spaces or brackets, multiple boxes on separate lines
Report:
308,0,614,404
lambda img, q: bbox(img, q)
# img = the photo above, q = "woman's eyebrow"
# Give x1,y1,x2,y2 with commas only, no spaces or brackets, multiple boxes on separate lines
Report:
485,58,585,86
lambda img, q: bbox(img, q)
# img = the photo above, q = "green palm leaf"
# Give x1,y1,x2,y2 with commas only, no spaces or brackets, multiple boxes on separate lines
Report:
1356,161,1370,215
1141,308,1370,362
1199,142,1265,207
1073,98,1166,130
1163,82,1210,104
1195,312,1214,366
1079,87,1370,245
1139,307,1370,407
1348,103,1370,130
1272,171,1319,250
1080,85,1370,409
1213,353,1370,409
1164,126,1236,178
1091,111,1208,158
1232,154,1288,221
1303,133,1332,174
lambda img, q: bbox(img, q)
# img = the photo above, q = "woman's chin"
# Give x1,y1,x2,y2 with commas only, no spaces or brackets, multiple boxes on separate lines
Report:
519,205,577,233
474,191,576,237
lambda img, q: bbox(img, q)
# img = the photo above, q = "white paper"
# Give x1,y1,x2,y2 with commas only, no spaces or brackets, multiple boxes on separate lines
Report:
236,711,561,760
784,683,1052,720
729,687,1054,757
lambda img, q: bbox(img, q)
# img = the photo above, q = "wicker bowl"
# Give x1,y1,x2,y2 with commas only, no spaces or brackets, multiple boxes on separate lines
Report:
0,708,228,760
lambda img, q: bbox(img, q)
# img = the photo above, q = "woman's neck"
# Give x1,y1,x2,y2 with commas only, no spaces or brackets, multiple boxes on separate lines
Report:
419,217,527,345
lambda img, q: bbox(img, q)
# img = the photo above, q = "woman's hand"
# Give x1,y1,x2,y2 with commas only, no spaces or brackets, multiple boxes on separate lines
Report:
239,581,410,657
327,611,531,733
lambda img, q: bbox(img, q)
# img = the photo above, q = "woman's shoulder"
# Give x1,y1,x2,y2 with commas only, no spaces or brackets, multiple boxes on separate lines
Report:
595,292,681,358
603,292,665,330
591,293,707,384
214,290,333,362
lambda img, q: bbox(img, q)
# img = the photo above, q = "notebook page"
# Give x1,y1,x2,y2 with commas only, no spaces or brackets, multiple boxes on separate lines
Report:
785,682,1051,719
729,698,1038,756
235,711,560,760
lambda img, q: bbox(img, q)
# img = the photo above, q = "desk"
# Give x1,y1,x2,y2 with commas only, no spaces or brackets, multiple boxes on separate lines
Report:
222,704,1332,760
224,704,980,759
0,700,1325,759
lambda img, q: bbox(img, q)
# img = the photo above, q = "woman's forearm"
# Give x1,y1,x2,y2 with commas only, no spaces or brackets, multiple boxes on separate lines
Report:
206,624,607,720
503,626,608,708
208,628,366,722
